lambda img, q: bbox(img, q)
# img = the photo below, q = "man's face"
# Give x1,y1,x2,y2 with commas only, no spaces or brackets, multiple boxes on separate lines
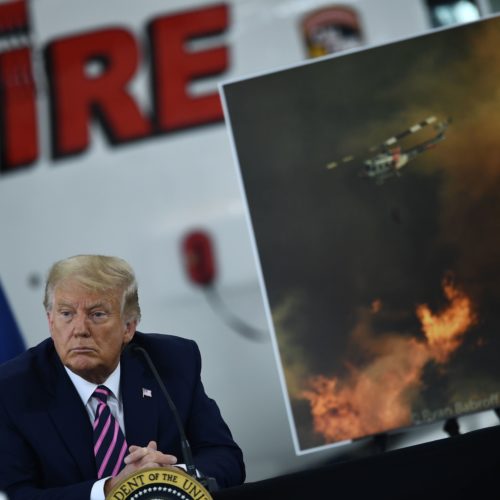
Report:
47,280,136,384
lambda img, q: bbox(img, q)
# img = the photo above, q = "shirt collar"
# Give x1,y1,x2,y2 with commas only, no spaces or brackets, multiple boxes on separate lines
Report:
64,363,121,406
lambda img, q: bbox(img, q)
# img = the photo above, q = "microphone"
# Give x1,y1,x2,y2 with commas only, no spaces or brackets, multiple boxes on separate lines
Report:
131,345,198,479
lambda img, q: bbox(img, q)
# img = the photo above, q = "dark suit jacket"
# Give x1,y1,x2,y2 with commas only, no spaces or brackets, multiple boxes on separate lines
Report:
0,332,245,499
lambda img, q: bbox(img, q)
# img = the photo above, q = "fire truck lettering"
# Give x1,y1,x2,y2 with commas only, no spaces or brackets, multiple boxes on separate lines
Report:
0,47,38,172
149,3,229,131
46,28,151,158
0,3,230,170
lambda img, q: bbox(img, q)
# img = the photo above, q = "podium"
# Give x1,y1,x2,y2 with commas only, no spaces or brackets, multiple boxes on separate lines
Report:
214,424,500,499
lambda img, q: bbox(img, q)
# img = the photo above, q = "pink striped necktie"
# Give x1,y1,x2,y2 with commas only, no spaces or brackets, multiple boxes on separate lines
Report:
92,385,128,479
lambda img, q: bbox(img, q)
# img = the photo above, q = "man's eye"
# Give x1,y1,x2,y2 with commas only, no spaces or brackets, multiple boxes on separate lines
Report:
60,310,73,318
91,311,108,320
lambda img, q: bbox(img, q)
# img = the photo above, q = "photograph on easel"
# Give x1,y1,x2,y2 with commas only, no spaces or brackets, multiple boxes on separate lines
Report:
221,14,500,453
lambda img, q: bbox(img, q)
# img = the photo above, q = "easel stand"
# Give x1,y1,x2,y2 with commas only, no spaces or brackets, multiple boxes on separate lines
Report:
443,417,460,437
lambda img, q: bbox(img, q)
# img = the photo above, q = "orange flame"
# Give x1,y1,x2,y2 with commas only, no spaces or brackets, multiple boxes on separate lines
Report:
301,278,476,443
416,277,476,363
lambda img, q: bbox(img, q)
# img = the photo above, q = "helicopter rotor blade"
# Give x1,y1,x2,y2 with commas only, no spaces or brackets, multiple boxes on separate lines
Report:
326,155,355,169
369,116,437,152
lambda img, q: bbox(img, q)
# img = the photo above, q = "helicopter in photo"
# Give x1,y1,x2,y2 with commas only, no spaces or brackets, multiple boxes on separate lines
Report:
326,116,451,185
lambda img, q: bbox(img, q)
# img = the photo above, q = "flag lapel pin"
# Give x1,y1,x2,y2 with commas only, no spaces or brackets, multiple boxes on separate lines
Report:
142,387,152,398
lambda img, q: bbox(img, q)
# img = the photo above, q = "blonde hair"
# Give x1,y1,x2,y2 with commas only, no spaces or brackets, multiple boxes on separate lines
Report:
44,255,141,323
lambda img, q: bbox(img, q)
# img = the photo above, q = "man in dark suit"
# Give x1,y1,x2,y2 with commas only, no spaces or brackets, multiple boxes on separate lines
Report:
0,255,245,499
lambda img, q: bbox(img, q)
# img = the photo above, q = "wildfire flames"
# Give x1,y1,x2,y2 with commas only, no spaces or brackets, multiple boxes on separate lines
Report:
416,279,476,363
301,277,476,443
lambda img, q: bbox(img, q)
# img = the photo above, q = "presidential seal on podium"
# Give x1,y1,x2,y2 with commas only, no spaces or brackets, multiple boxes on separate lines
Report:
106,467,213,500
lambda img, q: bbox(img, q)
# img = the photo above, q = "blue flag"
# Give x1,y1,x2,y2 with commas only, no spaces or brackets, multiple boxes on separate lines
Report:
0,280,25,364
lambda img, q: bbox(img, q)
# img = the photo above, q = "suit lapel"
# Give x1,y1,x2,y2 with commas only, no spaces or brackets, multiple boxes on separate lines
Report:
45,354,96,479
120,346,159,447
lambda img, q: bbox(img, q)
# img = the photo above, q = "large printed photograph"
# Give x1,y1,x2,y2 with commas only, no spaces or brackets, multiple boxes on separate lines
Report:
222,15,500,453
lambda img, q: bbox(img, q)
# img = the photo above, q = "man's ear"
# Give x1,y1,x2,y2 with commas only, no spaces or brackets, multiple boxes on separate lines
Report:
123,319,137,344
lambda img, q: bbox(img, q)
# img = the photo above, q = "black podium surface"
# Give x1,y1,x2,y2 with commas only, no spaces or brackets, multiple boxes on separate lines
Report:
215,424,500,499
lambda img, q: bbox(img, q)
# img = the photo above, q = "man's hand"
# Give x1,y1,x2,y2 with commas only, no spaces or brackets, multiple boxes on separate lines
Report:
104,441,177,496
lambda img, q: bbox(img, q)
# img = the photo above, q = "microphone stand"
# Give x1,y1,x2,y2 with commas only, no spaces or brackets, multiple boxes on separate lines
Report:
131,345,219,492
132,345,197,478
